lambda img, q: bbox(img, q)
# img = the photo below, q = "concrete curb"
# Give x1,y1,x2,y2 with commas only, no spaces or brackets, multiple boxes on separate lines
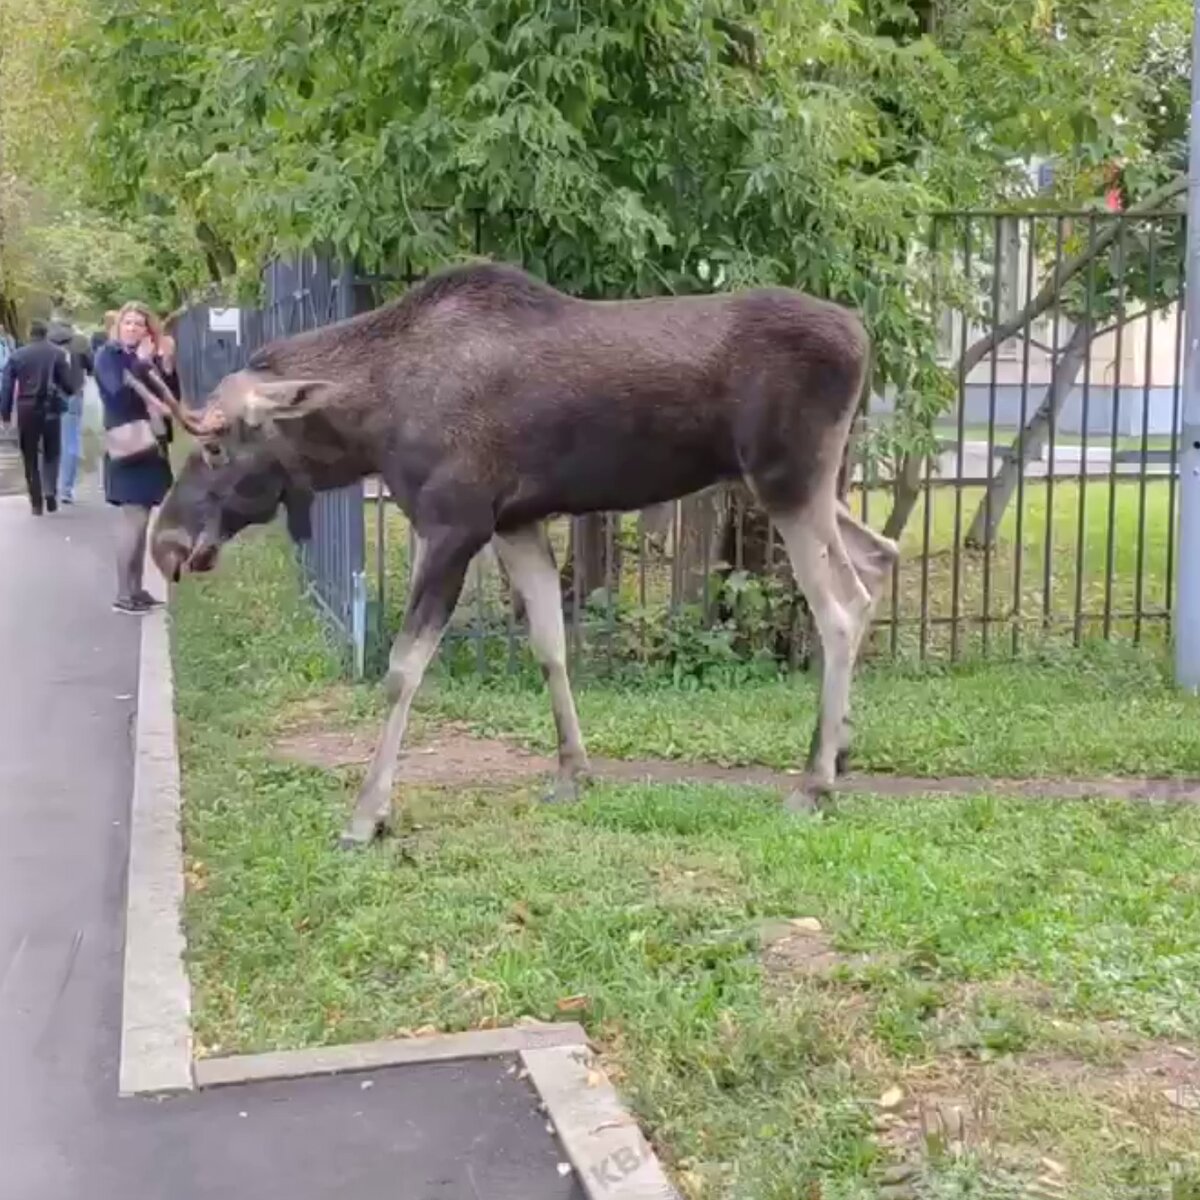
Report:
522,1044,682,1200
194,1022,588,1088
118,553,193,1097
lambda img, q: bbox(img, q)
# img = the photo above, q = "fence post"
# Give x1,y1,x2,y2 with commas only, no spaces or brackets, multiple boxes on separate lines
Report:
1177,0,1200,691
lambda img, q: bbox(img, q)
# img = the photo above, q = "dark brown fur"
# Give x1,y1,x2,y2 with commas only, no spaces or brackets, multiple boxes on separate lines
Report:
233,262,868,526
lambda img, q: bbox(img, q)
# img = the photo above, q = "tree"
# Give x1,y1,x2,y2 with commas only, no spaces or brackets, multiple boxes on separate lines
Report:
0,0,209,326
78,0,1192,629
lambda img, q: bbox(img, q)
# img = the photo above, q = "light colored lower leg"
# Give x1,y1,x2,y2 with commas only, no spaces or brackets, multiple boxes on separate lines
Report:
776,507,866,792
493,527,588,797
340,622,444,847
837,503,898,668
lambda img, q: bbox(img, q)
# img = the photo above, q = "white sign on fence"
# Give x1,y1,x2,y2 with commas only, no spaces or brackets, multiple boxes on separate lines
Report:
208,307,241,341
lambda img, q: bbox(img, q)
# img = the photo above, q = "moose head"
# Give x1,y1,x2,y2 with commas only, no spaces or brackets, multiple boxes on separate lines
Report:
149,370,338,582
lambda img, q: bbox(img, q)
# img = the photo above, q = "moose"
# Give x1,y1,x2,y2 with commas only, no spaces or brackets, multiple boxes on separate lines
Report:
149,262,899,847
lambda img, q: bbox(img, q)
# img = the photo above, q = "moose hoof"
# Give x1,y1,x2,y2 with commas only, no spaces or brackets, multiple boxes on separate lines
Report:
783,777,836,818
337,814,386,850
542,775,583,806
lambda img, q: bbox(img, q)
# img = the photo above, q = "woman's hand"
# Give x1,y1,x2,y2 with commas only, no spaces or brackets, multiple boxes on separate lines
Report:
135,335,157,364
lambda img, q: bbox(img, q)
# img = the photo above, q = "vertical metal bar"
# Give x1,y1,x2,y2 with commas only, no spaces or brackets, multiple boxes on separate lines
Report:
572,518,583,664
1178,0,1200,690
860,386,871,529
735,490,745,571
920,449,932,660
1103,217,1127,639
1168,216,1187,629
919,215,937,660
637,511,647,608
1013,214,1036,654
474,553,486,676
376,480,386,649
604,513,616,676
1135,221,1158,644
1043,217,1066,629
951,216,973,661
982,215,1003,656
889,529,900,658
506,541,518,676
1073,214,1099,647
636,511,647,661
669,501,682,616
701,496,713,625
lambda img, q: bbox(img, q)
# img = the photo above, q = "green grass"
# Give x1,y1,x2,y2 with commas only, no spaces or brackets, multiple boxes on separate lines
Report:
937,422,1177,453
420,643,1200,778
171,527,1200,1199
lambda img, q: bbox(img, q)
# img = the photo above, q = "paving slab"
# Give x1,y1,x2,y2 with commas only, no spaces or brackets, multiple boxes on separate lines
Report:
0,484,583,1200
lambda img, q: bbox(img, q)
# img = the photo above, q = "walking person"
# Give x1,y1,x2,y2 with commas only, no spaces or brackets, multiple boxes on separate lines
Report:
0,319,74,515
48,317,95,504
95,302,175,614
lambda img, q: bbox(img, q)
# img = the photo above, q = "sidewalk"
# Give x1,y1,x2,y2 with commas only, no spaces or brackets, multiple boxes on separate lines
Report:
0,470,585,1200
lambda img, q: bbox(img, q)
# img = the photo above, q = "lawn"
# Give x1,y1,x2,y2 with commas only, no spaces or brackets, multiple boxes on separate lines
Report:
170,525,1200,1199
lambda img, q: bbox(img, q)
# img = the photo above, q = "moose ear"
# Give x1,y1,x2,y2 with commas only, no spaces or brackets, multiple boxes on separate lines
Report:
241,378,334,427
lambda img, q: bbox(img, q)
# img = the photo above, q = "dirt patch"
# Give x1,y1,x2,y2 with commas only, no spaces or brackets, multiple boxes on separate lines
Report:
756,917,878,980
1028,1043,1200,1092
275,722,556,786
271,717,1200,804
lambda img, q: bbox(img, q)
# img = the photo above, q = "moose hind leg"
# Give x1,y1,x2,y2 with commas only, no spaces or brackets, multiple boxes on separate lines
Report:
827,503,900,774
776,505,869,810
493,525,589,803
338,527,484,848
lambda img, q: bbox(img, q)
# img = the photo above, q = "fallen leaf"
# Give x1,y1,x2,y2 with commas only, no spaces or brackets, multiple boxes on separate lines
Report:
789,917,823,933
879,1086,905,1111
556,994,590,1012
1040,1157,1066,1176
586,1069,604,1088
556,1163,572,1177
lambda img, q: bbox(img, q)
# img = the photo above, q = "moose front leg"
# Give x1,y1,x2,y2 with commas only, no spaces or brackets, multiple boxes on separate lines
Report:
493,524,590,803
338,526,485,848
806,504,900,776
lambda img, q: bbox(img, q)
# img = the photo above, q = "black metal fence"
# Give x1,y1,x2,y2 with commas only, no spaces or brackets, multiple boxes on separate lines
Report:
175,253,371,674
176,207,1186,679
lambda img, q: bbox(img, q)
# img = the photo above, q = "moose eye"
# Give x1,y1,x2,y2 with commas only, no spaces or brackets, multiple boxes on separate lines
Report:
202,442,229,468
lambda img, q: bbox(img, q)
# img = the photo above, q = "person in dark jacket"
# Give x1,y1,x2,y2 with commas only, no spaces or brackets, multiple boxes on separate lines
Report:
95,302,175,613
0,318,74,515
48,317,96,504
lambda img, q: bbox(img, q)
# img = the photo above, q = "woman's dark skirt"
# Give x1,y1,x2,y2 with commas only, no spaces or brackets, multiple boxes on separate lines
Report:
104,451,173,508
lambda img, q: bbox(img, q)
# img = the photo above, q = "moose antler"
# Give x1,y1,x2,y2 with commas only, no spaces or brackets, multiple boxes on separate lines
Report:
122,369,227,438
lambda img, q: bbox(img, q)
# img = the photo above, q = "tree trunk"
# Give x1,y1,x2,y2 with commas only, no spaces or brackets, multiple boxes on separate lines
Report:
561,514,622,613
882,451,924,541
963,318,1092,549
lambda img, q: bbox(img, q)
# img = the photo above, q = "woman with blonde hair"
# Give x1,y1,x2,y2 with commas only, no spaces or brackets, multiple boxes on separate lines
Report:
94,301,177,613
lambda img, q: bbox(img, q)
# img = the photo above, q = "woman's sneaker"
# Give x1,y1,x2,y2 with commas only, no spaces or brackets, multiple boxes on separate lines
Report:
132,591,164,610
112,597,146,615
